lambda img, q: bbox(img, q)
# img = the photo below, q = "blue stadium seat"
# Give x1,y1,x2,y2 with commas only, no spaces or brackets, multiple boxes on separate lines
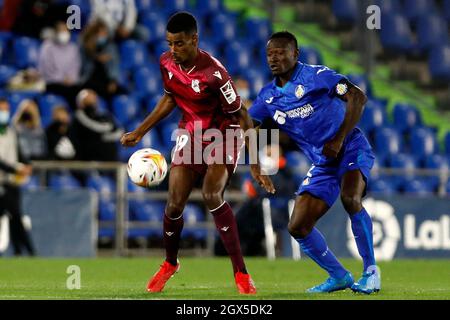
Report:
358,100,386,133
299,47,323,66
445,131,450,155
199,39,219,58
120,40,149,71
140,11,166,43
21,175,40,191
163,0,190,16
99,200,115,221
0,65,16,86
368,178,397,195
225,41,251,75
410,127,438,158
388,153,418,189
112,95,140,126
244,68,269,100
374,127,402,157
49,172,81,190
211,13,237,46
86,173,116,201
13,37,40,69
444,0,450,23
403,0,437,25
332,0,358,23
245,17,272,44
38,94,69,128
133,67,163,98
374,0,401,15
182,204,206,240
135,0,156,12
416,14,449,53
195,0,223,16
403,178,435,195
429,44,450,82
393,103,422,134
8,92,38,116
128,200,164,238
347,74,373,98
380,13,415,54
424,154,449,170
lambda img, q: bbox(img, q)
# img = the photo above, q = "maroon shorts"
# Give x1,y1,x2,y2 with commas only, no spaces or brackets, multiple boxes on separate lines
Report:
170,131,244,177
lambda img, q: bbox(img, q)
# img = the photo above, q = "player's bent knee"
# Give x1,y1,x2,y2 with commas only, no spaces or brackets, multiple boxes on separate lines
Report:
288,221,311,239
340,194,363,215
165,202,185,219
201,191,223,209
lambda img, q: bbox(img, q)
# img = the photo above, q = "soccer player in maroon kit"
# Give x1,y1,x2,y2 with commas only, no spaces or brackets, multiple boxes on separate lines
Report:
121,12,275,294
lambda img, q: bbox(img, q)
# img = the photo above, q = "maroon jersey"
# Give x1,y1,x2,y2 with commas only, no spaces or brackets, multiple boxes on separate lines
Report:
159,49,242,134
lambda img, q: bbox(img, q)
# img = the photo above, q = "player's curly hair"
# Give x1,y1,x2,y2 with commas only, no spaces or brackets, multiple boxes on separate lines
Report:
167,12,197,34
269,31,298,49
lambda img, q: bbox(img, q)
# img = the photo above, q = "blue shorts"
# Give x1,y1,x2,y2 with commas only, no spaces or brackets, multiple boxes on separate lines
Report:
296,130,375,207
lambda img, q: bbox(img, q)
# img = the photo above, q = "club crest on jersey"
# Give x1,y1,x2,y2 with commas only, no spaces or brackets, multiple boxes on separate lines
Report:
295,85,305,99
191,79,201,93
336,82,348,96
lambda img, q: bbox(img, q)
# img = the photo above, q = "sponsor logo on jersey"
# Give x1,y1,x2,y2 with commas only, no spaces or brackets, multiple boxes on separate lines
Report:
273,110,287,125
295,85,305,99
285,104,315,119
265,97,274,104
220,80,237,104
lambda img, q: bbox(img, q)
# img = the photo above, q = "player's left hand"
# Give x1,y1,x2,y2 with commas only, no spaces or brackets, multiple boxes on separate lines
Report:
323,137,344,158
250,164,276,194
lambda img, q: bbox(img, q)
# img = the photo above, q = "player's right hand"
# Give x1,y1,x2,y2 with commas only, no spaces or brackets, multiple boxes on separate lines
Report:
120,131,142,147
250,164,276,194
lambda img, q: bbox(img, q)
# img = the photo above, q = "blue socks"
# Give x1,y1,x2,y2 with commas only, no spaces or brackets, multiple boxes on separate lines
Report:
297,228,348,279
350,208,376,272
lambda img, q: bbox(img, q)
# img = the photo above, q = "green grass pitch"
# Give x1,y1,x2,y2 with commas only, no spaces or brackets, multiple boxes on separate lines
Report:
0,258,449,300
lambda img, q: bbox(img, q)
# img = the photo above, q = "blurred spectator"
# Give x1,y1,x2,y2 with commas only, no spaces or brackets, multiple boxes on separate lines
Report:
46,105,76,160
12,0,67,39
0,0,23,31
12,99,48,160
38,20,82,110
80,19,126,100
7,69,46,93
70,89,124,161
0,98,36,256
89,0,147,41
235,77,253,108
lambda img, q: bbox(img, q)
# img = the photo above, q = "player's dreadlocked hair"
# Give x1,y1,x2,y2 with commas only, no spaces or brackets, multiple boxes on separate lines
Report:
269,31,298,49
167,12,198,34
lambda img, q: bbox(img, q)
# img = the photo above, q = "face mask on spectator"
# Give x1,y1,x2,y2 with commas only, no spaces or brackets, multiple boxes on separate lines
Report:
0,110,9,125
96,36,108,47
56,31,71,44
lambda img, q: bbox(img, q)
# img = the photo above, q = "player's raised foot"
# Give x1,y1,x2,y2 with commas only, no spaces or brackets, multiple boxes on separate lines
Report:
147,260,180,293
351,271,381,294
234,272,257,294
306,272,354,293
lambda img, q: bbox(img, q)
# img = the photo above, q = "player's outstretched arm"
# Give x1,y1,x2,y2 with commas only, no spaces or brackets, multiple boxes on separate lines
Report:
121,93,177,147
323,86,367,158
235,107,276,194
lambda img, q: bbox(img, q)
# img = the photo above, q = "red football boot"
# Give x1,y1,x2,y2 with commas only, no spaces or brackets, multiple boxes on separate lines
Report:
234,272,257,294
147,260,180,293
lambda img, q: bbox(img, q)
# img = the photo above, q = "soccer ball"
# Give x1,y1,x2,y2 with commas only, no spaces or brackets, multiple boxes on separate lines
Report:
127,148,168,188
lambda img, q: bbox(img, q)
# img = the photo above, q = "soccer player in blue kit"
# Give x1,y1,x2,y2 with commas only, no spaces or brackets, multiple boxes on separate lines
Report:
249,31,380,294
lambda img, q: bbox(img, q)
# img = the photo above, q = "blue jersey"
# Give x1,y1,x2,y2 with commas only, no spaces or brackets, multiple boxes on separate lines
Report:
249,62,358,165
